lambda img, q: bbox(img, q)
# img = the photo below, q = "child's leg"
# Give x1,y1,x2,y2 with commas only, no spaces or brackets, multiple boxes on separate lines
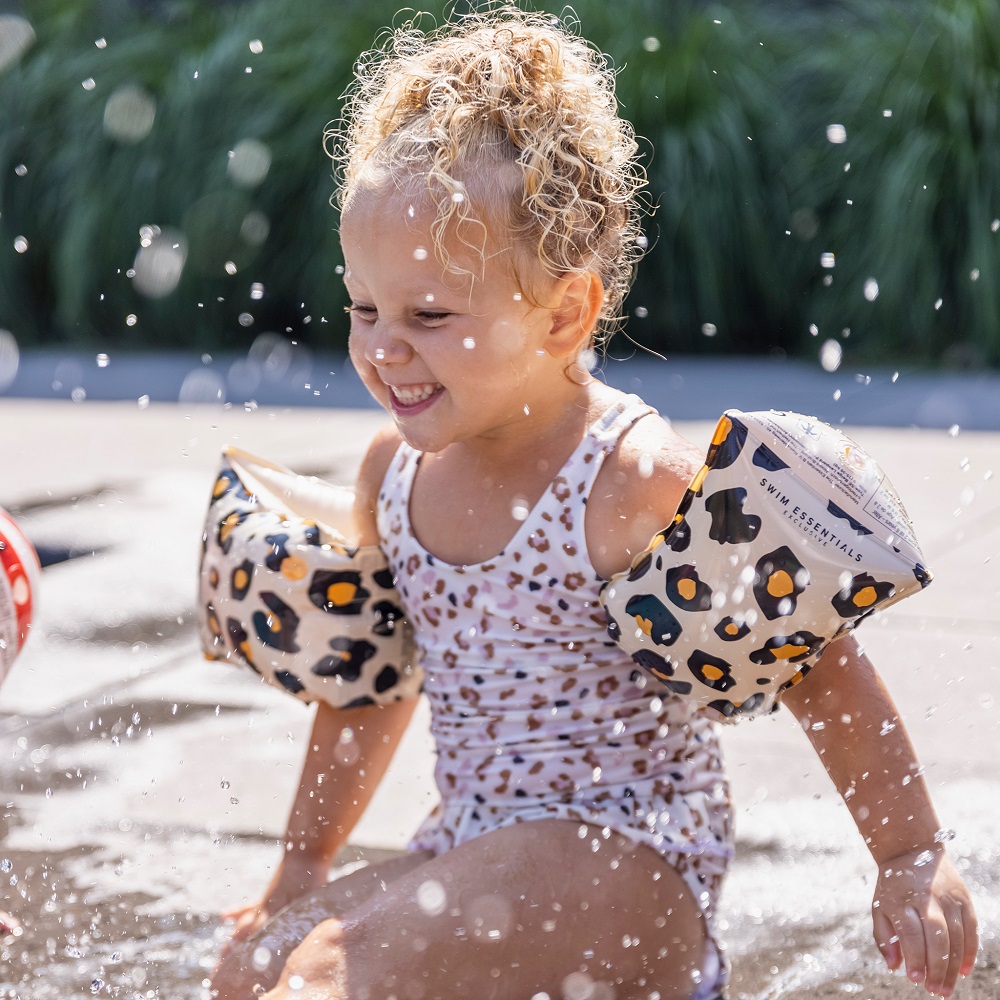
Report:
263,819,710,1000
210,851,432,1000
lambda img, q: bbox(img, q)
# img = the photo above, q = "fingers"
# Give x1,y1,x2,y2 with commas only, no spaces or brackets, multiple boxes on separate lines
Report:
898,899,975,998
873,905,902,971
959,899,979,978
894,906,930,987
919,903,953,996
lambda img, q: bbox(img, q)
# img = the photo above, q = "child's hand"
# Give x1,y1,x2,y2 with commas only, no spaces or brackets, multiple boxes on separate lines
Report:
871,845,978,997
220,857,328,953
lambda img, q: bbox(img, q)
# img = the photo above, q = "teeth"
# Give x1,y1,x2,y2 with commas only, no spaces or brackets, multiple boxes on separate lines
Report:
391,383,440,405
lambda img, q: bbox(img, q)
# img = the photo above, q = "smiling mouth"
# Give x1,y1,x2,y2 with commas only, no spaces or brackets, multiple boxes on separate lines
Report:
389,382,443,409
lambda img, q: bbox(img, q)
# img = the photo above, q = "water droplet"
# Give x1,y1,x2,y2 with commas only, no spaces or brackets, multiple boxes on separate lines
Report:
95,37,107,49
701,322,717,337
562,971,595,1000
252,946,271,970
934,298,943,310
948,424,960,437
633,306,648,318
413,246,428,261
511,498,529,521
133,229,187,298
0,330,20,391
13,236,28,253
288,975,304,991
0,859,10,873
250,282,265,300
82,77,96,91
137,394,150,408
225,260,238,276
451,190,465,203
863,278,879,301
228,138,271,188
879,720,896,736
819,339,842,372
826,124,847,144
992,219,999,233
635,234,649,249
249,39,263,54
933,827,956,843
0,17,36,73
642,37,661,52
14,163,27,177
913,849,935,867
241,210,270,246
238,312,254,327
90,979,104,994
417,879,446,916
103,84,156,143
820,252,836,268
970,268,980,281
71,387,87,403
220,779,230,789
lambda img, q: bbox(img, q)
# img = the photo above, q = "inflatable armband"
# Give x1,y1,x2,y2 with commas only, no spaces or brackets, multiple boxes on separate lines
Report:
601,410,930,721
198,447,422,708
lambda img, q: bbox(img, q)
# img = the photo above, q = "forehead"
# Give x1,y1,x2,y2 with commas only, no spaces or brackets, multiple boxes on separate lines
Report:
340,171,518,286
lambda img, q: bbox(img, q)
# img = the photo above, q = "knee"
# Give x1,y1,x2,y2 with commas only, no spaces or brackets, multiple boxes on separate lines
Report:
278,918,348,992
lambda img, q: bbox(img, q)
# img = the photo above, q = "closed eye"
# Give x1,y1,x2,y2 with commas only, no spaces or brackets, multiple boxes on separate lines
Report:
345,303,376,320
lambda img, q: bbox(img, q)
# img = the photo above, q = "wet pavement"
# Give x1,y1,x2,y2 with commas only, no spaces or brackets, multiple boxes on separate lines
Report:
1,354,998,998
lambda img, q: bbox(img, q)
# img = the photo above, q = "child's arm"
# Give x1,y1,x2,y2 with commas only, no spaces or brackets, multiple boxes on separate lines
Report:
222,697,417,945
780,635,978,996
225,422,417,945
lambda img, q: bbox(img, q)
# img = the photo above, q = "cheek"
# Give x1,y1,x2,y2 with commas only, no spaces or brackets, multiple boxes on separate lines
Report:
347,328,369,366
347,330,379,385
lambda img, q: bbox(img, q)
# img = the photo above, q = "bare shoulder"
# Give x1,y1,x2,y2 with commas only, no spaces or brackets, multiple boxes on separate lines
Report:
587,413,705,580
353,422,403,545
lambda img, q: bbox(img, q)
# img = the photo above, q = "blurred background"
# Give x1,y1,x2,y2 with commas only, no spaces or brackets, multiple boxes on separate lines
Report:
1,0,998,383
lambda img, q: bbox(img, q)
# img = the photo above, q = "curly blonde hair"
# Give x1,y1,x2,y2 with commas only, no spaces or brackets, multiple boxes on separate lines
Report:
328,5,647,342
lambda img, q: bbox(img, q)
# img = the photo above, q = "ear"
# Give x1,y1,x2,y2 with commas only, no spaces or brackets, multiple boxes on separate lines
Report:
544,271,605,359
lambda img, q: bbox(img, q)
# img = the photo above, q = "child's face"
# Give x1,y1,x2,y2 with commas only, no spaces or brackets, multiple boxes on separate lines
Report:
340,183,565,454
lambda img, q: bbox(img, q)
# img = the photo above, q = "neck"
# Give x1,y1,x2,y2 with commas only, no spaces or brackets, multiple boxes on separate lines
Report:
477,374,597,459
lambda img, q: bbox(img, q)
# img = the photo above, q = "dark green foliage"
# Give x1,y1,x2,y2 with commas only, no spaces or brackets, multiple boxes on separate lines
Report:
787,0,1000,366
0,0,997,365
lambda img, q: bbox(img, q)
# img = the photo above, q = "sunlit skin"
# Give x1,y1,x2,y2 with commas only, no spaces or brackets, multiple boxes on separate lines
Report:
210,179,719,999
340,180,620,572
210,175,978,1000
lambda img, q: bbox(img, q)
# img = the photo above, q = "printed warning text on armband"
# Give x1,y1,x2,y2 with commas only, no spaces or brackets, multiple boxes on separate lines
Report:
864,486,918,549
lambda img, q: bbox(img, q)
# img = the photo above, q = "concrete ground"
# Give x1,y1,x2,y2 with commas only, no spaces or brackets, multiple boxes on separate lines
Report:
0,366,998,998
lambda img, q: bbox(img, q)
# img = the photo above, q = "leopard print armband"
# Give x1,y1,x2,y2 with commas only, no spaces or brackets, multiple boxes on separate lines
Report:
197,447,422,709
601,410,931,722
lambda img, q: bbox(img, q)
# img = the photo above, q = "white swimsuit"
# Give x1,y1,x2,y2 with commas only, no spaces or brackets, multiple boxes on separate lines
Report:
377,396,734,998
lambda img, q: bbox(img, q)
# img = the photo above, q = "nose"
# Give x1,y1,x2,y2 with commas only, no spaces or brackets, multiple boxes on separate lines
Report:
362,319,411,368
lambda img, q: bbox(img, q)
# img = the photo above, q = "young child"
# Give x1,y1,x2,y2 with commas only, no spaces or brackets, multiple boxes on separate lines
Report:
208,9,977,999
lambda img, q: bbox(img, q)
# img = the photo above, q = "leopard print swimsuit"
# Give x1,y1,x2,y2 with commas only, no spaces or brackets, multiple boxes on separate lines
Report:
377,395,734,998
